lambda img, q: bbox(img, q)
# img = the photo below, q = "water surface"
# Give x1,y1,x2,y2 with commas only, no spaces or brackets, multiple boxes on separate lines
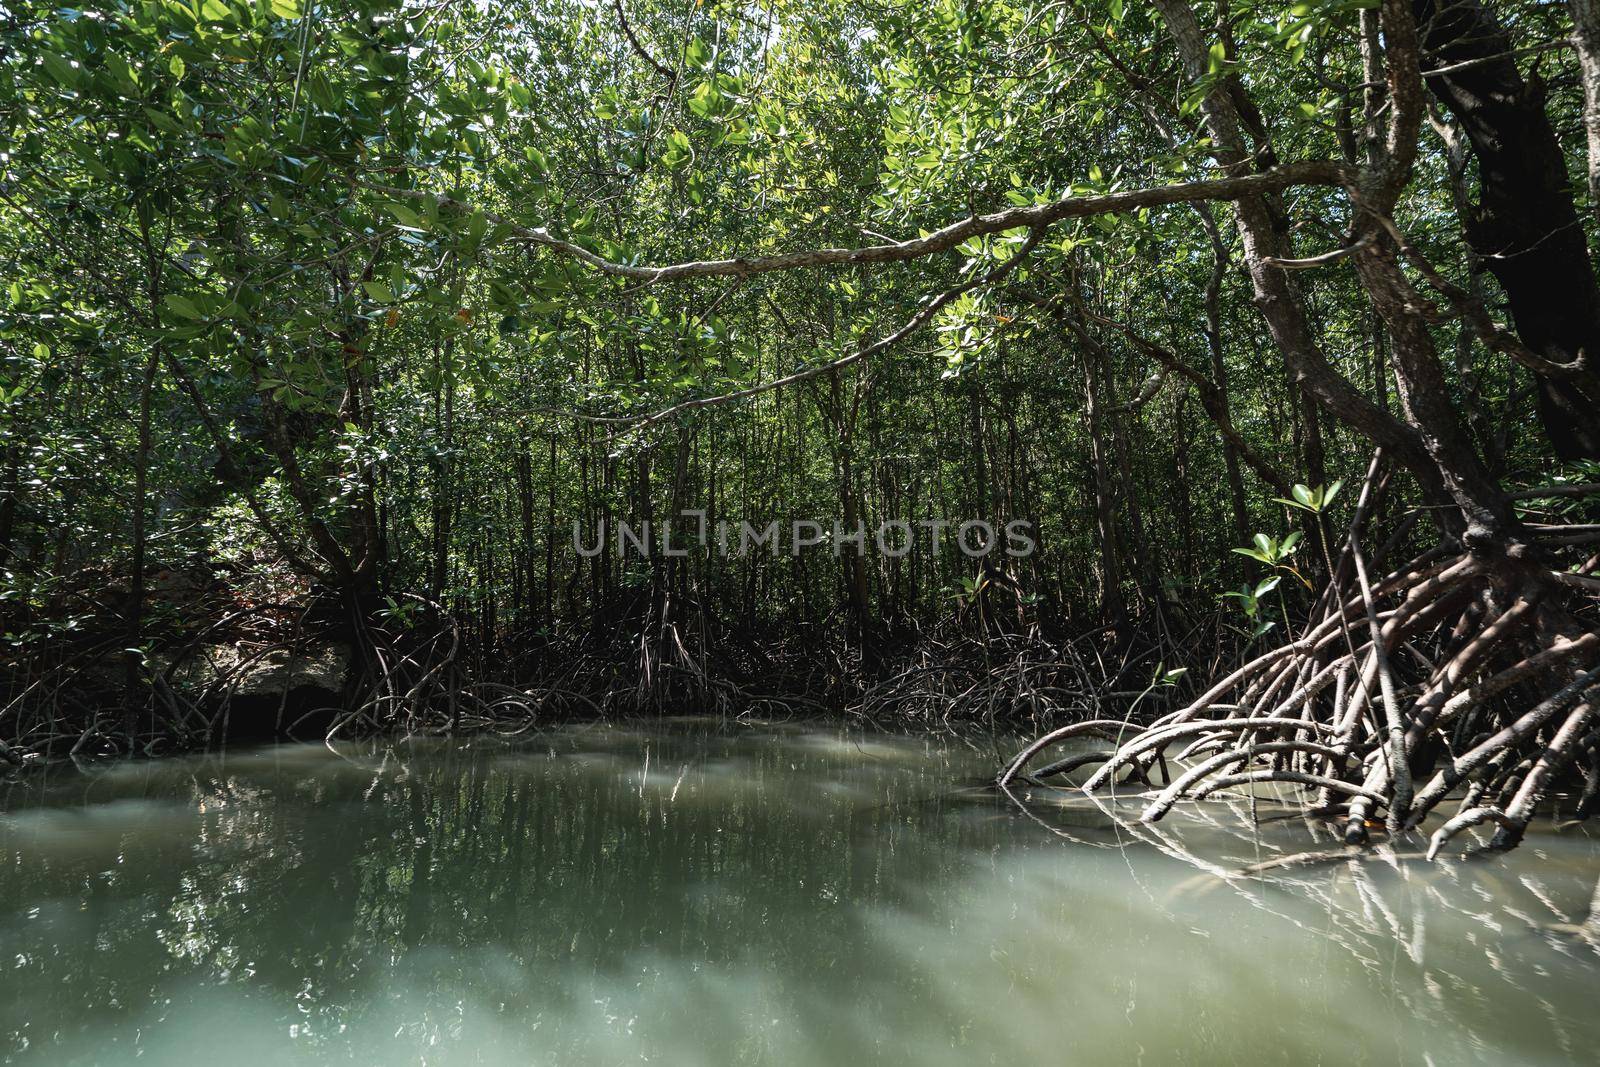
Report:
2,719,1599,1064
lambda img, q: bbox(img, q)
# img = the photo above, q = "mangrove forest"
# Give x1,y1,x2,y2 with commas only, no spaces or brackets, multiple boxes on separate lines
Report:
4,0,1600,1061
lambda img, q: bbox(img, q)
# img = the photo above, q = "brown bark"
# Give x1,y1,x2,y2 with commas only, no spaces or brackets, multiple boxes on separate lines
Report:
430,340,455,606
545,433,558,630
515,443,536,619
1153,0,1462,528
371,163,1349,284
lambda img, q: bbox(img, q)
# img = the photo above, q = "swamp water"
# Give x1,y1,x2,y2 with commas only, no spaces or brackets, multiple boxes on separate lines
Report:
2,719,1600,1065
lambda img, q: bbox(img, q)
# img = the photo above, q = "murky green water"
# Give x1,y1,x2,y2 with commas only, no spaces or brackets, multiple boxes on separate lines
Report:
3,720,1600,1064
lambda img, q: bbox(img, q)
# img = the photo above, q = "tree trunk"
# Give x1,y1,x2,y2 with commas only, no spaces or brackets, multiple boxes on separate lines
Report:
126,351,159,698
515,443,536,621
1081,346,1127,625
1574,0,1600,210
1197,206,1253,549
545,433,558,631
0,435,18,563
1154,0,1461,529
430,341,455,608
1414,0,1600,459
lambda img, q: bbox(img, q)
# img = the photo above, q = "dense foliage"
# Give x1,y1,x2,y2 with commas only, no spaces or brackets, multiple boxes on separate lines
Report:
1,0,1597,781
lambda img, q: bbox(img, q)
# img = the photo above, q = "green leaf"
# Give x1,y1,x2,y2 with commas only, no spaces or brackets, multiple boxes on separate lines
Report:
362,281,394,303
661,130,692,170
269,0,302,18
41,53,79,88
145,107,183,135
163,294,204,320
688,80,721,119
384,203,423,228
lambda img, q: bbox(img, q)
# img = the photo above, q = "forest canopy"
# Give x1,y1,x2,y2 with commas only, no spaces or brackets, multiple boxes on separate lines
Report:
3,0,1600,850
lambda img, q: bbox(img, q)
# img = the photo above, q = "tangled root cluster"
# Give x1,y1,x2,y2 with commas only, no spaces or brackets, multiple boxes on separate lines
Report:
1003,469,1600,858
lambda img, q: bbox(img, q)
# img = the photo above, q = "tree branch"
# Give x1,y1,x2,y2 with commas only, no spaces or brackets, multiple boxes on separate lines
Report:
363,161,1349,284
598,229,1045,439
612,0,676,83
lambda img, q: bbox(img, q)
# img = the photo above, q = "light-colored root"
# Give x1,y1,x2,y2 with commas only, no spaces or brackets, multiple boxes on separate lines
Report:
1002,468,1600,859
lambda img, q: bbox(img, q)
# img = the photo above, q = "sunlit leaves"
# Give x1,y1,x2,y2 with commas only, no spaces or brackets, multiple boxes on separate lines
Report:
40,52,80,88
0,0,1456,634
163,295,206,322
1274,481,1345,514
661,130,693,170
1233,530,1302,566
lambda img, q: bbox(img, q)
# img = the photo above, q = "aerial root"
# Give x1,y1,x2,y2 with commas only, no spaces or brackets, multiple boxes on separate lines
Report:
1002,492,1600,858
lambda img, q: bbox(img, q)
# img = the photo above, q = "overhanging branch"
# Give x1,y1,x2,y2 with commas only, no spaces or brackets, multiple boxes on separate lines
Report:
364,161,1350,284
597,228,1046,439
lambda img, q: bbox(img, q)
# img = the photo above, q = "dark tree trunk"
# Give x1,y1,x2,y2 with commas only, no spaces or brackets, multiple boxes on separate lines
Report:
430,341,455,608
1415,0,1600,459
1081,346,1127,626
515,443,536,620
0,437,18,563
1198,208,1253,550
545,433,557,631
126,351,159,705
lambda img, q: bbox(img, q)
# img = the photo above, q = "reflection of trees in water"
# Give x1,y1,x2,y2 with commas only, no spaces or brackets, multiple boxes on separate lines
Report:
0,726,1004,1059
1015,785,1600,1056
6,728,1600,1062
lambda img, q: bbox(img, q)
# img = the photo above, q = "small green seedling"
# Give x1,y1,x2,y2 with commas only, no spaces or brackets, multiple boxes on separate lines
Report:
1232,530,1302,567
1273,479,1344,515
